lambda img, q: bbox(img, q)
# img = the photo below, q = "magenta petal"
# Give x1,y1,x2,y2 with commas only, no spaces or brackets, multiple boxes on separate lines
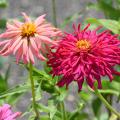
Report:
47,24,120,91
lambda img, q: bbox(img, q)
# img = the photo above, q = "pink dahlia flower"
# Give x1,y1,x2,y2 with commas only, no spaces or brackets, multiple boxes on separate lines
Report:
47,24,120,91
0,104,21,120
0,12,61,64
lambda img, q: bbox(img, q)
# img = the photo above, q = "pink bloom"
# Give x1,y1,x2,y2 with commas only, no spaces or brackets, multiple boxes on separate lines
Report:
47,24,120,91
0,104,21,120
0,12,61,64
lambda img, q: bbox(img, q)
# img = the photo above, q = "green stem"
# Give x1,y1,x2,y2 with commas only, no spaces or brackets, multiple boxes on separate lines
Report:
52,0,57,27
60,102,67,120
106,94,113,118
29,62,39,119
95,88,120,118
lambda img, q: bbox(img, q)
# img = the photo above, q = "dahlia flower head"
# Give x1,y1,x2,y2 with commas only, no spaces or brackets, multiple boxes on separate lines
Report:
48,24,120,91
0,104,21,120
0,12,61,64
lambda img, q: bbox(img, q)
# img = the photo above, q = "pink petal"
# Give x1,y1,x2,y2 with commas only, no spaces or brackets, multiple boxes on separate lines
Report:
22,12,31,22
9,37,21,51
0,40,9,47
13,40,23,54
13,20,23,27
35,14,46,26
0,31,20,38
28,47,35,64
30,37,39,52
16,47,23,64
38,35,57,45
5,112,21,120
6,23,19,30
23,39,29,63
37,53,46,61
35,37,41,49
0,42,10,54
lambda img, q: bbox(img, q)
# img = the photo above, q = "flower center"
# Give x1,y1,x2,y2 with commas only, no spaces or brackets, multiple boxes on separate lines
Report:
21,22,36,37
76,40,90,50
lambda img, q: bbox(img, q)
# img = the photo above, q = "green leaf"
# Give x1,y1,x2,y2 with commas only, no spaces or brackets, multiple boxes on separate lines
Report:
98,0,120,19
97,80,120,96
68,103,85,120
43,63,52,74
48,100,57,120
79,91,92,101
6,93,24,104
35,84,42,101
36,103,60,120
0,0,8,8
102,80,120,92
86,18,120,34
0,83,30,98
50,87,67,103
109,114,118,120
92,98,102,117
100,112,108,120
36,103,51,113
4,64,11,82
0,74,7,92
40,116,50,120
88,0,120,19
99,89,119,96
29,115,41,120
69,112,88,120
0,19,6,29
30,67,58,94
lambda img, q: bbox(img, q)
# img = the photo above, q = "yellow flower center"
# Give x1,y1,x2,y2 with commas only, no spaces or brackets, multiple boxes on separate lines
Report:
21,22,36,37
76,40,90,50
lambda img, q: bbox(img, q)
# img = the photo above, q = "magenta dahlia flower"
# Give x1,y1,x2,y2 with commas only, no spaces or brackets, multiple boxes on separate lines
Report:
0,104,21,120
0,12,61,64
47,24,120,91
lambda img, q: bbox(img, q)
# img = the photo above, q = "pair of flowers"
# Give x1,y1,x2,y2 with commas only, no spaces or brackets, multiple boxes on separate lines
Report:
0,12,120,120
0,12,120,93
